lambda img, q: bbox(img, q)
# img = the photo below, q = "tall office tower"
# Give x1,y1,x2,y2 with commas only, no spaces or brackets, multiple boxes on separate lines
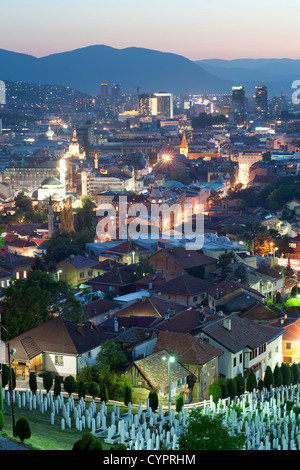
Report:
153,92,174,118
232,86,246,120
255,86,268,120
111,84,121,100
139,94,157,117
100,84,109,101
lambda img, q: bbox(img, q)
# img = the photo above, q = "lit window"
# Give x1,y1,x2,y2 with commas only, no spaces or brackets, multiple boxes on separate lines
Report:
55,355,64,366
16,272,20,280
23,271,27,279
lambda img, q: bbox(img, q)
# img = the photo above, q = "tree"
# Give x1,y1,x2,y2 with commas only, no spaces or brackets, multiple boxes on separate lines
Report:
178,409,246,450
59,198,75,233
148,391,158,412
217,250,237,281
0,270,84,341
235,373,245,396
15,191,32,213
292,363,300,385
124,385,133,406
77,380,86,399
74,196,96,233
226,378,237,400
64,375,76,396
14,416,31,442
96,340,127,374
29,372,37,394
219,378,228,399
175,394,184,412
263,366,274,391
252,232,273,257
1,364,10,387
89,439,103,450
246,369,257,392
0,410,4,430
110,443,127,450
54,376,61,397
234,264,250,286
208,380,222,403
100,383,109,403
274,364,283,388
42,372,53,393
88,381,99,399
281,363,292,386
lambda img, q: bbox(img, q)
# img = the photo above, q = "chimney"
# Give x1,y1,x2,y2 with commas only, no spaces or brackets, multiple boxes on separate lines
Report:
77,314,84,335
164,311,170,321
223,318,231,331
114,317,119,332
148,283,153,289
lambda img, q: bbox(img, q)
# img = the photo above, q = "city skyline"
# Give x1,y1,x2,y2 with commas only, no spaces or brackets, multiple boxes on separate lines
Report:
1,0,300,61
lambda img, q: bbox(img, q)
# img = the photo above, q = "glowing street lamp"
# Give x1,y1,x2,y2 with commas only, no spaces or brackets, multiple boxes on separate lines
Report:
162,354,175,405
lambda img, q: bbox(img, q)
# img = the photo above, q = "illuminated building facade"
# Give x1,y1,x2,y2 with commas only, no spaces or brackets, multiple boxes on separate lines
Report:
232,86,245,120
255,86,268,120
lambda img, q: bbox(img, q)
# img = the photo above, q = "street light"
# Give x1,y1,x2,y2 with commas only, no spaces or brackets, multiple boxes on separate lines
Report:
162,354,175,406
7,343,16,436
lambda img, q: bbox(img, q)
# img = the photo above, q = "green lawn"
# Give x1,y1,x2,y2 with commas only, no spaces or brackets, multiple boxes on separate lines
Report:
1,397,131,450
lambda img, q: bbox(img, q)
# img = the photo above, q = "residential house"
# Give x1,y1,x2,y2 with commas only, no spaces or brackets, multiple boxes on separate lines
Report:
98,239,152,265
206,280,264,313
124,350,191,403
87,264,139,296
0,252,34,280
147,246,217,279
134,271,178,292
152,273,213,307
4,317,116,379
280,319,300,364
195,314,285,382
6,238,38,257
152,331,223,401
56,255,99,286
83,298,121,325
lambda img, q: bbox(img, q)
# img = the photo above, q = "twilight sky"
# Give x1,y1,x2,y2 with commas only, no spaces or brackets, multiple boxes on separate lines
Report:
1,0,300,60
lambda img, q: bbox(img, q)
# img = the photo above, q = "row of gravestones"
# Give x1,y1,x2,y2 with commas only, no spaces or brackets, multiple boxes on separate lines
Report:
3,384,300,450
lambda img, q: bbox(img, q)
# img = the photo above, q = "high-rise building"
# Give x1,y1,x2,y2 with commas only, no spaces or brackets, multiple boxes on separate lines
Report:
232,86,245,120
100,84,109,100
139,94,157,117
255,86,268,120
153,92,174,118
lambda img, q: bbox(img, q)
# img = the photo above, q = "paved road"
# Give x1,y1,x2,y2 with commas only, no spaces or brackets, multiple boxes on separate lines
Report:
0,435,29,450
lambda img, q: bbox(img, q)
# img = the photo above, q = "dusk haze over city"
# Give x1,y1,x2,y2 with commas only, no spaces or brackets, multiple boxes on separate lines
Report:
1,0,300,457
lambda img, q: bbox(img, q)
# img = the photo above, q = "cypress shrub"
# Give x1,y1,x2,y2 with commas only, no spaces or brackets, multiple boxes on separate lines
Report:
235,373,245,396
175,394,184,412
88,381,99,398
1,364,10,387
208,380,222,403
0,410,4,430
42,371,53,393
219,378,228,399
274,364,283,388
292,363,300,384
77,380,86,399
246,369,257,392
29,372,37,394
100,383,109,403
124,385,133,407
54,376,61,397
281,363,292,386
14,416,31,442
64,375,76,396
226,378,237,400
89,439,103,450
263,366,274,391
148,390,158,412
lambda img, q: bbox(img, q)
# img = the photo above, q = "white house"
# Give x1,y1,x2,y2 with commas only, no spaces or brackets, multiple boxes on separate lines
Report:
4,317,115,380
195,313,285,382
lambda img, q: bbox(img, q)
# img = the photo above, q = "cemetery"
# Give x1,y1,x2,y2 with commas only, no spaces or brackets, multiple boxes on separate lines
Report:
3,382,300,450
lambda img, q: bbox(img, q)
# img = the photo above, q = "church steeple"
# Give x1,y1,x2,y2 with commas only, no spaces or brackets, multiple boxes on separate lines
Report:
180,132,188,157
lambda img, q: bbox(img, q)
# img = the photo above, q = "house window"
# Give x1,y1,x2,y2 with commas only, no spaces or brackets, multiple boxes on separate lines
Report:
23,271,27,279
239,353,243,364
16,272,20,280
79,272,85,279
55,355,64,366
286,343,291,350
233,357,236,367
193,296,198,302
88,270,93,276
109,286,115,292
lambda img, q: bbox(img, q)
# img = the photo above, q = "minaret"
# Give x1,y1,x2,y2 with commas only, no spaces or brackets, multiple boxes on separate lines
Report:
94,152,98,170
48,196,54,239
180,132,188,157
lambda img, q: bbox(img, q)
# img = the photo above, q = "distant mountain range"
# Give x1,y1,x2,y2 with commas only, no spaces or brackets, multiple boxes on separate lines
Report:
195,59,300,96
0,46,297,98
0,45,233,96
